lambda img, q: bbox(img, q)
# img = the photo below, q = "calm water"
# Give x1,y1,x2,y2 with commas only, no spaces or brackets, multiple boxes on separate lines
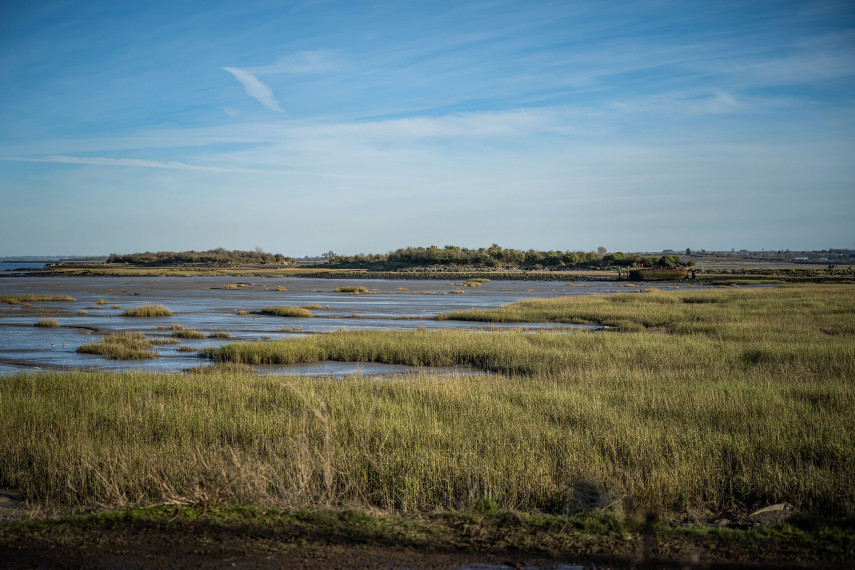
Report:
0,262,48,271
0,275,706,376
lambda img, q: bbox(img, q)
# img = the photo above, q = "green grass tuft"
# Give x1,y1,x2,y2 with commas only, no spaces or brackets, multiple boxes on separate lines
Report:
261,306,314,318
172,329,206,339
334,286,369,294
122,304,172,317
76,332,158,359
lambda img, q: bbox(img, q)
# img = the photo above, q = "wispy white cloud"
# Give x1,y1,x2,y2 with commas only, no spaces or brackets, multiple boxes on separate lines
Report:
0,155,248,172
250,50,339,74
223,67,282,111
223,51,338,111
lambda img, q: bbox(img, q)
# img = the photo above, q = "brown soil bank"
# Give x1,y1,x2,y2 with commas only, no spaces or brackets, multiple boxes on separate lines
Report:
2,506,852,569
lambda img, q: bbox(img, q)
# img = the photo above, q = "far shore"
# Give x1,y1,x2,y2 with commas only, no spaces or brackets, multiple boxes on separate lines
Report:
2,261,852,285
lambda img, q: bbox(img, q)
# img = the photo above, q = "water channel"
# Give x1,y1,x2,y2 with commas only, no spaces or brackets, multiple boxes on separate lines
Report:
0,275,707,376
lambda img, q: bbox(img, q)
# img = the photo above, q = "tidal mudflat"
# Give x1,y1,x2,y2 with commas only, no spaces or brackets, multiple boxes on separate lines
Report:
0,275,704,375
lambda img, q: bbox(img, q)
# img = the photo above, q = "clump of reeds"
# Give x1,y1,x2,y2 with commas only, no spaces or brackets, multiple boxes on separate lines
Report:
34,318,59,328
334,286,369,294
236,309,249,315
261,306,313,318
77,311,89,316
96,298,108,305
176,346,197,353
76,332,157,359
0,295,76,304
301,304,323,310
208,331,231,339
111,304,121,309
275,286,287,292
122,304,172,317
173,329,206,339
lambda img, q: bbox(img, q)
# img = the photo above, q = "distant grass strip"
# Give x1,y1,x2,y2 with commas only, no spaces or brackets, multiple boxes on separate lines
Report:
34,318,60,328
0,294,75,304
76,332,157,359
122,304,172,317
261,306,313,318
436,285,834,331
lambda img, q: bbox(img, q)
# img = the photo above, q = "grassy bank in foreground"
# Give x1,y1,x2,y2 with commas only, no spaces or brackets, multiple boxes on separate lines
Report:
3,505,852,567
1,285,853,519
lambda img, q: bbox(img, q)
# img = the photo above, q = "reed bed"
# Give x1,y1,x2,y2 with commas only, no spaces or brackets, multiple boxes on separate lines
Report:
0,363,851,516
34,318,60,328
122,304,172,317
2,285,853,519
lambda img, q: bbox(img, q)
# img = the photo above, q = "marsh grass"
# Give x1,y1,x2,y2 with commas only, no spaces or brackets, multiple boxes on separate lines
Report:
436,286,845,332
34,318,59,328
96,299,108,305
76,333,158,359
208,331,231,339
122,304,172,317
176,346,197,353
150,338,180,345
173,329,206,339
0,295,76,304
236,309,249,315
301,304,323,310
111,305,121,309
2,284,853,521
334,286,369,294
275,286,288,292
261,306,314,318
77,311,88,316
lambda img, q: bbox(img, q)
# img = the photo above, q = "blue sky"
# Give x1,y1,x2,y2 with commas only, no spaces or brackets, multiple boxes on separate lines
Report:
1,0,853,256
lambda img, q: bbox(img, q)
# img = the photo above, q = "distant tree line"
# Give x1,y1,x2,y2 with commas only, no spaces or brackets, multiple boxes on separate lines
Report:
106,248,294,266
323,245,685,270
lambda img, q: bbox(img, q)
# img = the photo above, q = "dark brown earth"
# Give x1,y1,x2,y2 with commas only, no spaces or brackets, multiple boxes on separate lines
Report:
2,505,853,570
